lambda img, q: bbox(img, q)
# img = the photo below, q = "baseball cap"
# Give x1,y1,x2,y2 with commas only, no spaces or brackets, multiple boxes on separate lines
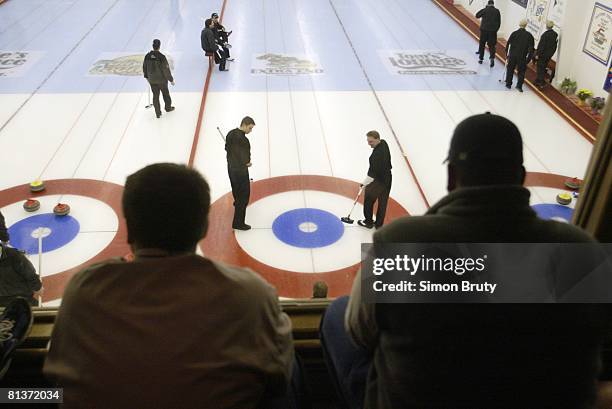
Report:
211,12,219,18
444,113,523,166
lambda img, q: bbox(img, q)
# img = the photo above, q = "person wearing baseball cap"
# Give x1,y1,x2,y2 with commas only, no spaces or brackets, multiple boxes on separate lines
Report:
534,20,558,88
211,12,234,64
321,113,605,409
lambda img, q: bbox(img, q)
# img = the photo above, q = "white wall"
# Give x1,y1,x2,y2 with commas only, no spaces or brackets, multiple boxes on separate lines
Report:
556,0,612,98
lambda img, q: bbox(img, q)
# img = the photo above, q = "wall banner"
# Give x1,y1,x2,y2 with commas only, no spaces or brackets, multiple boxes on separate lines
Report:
583,2,612,65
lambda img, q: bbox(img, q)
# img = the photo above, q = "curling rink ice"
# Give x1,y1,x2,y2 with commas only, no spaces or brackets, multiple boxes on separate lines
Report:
0,0,594,304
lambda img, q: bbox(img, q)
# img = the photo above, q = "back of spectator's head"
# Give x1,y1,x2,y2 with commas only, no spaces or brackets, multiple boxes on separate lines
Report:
445,113,525,190
122,164,211,253
152,39,161,50
0,211,8,243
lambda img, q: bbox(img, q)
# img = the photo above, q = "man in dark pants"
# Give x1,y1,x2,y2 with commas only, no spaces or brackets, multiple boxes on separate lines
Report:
358,131,392,230
226,116,256,230
534,20,558,87
475,0,501,67
505,19,534,92
211,12,233,62
201,18,227,71
143,39,175,118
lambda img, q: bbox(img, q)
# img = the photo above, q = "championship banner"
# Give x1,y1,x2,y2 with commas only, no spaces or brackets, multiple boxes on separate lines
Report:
525,0,551,44
583,2,612,65
604,59,612,92
511,0,528,8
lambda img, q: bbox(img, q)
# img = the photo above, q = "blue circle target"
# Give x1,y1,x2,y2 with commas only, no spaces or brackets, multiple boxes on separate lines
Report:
8,213,80,254
532,204,574,223
272,208,344,248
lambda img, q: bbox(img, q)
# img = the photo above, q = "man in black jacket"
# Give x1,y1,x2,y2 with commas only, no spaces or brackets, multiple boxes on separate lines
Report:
226,116,256,230
534,20,558,87
143,39,175,119
201,18,227,71
321,113,610,409
358,131,392,230
505,19,535,92
475,0,501,67
211,12,233,62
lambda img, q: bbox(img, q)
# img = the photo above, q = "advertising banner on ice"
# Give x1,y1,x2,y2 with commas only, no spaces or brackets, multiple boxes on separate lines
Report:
380,50,478,76
89,52,176,76
0,51,44,78
583,3,612,65
250,53,324,76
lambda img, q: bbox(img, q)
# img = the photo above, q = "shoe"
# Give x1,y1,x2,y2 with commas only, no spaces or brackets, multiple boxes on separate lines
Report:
156,113,161,118
475,51,480,54
505,84,511,89
490,59,494,67
233,224,251,231
227,58,235,62
478,60,483,64
357,220,374,229
516,86,523,93
0,297,33,379
165,107,175,112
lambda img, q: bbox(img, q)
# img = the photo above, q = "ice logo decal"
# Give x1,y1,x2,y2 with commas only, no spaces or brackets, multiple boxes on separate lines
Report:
380,50,478,75
251,53,324,75
0,51,44,77
89,53,175,76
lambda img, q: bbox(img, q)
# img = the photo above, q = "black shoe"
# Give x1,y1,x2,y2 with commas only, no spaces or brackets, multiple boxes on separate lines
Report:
227,58,235,62
233,224,251,231
219,68,228,71
505,84,512,89
0,297,33,379
475,51,480,54
516,86,523,93
478,60,483,64
490,59,494,67
156,113,162,118
357,220,374,229
165,107,175,112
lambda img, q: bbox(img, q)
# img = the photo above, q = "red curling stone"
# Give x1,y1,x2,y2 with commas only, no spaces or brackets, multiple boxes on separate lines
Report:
564,177,581,190
23,199,40,212
53,203,70,216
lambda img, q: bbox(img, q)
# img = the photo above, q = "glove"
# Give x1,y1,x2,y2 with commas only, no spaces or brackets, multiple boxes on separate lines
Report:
361,176,374,187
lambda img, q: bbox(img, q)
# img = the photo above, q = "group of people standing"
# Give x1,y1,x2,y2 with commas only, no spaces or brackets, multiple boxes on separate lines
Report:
201,12,233,72
475,0,558,92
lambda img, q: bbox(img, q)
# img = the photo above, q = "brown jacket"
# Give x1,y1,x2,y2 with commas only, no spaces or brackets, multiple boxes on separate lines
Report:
44,250,293,409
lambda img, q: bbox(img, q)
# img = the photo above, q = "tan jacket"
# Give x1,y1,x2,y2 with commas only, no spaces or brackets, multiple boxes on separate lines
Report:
44,250,293,409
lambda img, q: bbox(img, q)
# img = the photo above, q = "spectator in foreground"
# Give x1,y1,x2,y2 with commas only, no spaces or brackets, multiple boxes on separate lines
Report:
321,113,609,409
44,163,293,409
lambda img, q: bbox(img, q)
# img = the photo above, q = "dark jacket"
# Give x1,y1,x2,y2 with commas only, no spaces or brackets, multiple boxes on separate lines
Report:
476,5,501,32
213,23,229,44
536,28,558,58
0,211,8,242
506,27,535,60
367,140,392,188
201,27,217,54
0,244,41,306
347,185,608,409
142,51,173,85
226,128,251,170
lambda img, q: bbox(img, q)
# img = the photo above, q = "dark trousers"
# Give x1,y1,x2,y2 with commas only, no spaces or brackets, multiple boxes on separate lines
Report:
478,29,497,60
215,49,227,70
228,168,250,227
535,55,551,84
506,55,527,88
363,180,390,228
320,296,370,409
150,82,172,116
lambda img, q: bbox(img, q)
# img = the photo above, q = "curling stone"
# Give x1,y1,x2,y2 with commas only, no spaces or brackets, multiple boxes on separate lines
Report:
564,177,581,190
53,203,70,216
23,199,40,212
556,192,572,206
29,180,46,192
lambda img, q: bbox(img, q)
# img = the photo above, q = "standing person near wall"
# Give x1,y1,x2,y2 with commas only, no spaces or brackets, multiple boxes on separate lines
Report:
505,19,535,93
358,131,392,230
226,117,256,231
475,0,501,68
143,39,175,119
534,21,558,88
